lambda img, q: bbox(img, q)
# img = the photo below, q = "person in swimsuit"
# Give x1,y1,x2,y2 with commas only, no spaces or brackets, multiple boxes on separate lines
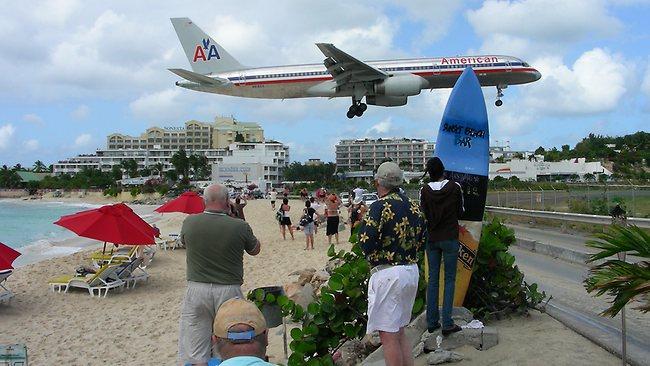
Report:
325,194,342,245
279,198,294,240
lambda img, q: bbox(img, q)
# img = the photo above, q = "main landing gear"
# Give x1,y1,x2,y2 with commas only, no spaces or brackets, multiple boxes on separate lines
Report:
495,84,507,107
347,98,367,118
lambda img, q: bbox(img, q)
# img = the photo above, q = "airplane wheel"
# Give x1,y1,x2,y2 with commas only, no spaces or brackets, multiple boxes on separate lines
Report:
495,100,503,107
346,110,355,119
355,108,364,117
359,103,367,112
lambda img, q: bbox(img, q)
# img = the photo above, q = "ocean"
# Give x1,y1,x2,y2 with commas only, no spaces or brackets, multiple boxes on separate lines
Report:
0,200,102,266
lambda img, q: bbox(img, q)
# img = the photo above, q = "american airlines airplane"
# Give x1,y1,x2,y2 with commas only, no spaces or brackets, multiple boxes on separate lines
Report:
170,18,541,118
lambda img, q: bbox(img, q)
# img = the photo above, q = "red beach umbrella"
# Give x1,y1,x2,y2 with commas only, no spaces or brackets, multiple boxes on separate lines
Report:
0,242,21,270
54,203,156,247
155,191,205,214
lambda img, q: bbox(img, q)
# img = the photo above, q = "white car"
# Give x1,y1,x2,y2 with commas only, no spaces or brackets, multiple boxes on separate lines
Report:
339,192,351,206
362,193,379,206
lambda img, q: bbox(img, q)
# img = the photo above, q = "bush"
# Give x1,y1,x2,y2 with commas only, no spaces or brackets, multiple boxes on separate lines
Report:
155,184,170,196
130,187,141,198
465,218,547,319
103,186,121,197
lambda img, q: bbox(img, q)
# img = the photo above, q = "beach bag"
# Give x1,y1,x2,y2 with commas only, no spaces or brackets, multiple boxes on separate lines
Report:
275,208,283,223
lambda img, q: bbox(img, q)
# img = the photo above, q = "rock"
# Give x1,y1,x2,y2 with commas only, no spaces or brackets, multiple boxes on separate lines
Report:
481,327,498,350
297,272,314,286
335,339,366,366
361,331,381,350
312,270,330,283
423,328,482,351
326,258,344,273
286,283,314,309
412,342,425,358
452,307,474,323
427,349,463,365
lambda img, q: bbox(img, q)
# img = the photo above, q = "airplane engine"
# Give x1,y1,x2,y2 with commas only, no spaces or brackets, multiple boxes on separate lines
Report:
366,95,408,107
374,74,428,96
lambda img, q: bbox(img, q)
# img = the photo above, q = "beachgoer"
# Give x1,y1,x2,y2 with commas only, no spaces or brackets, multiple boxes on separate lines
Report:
347,196,367,244
211,298,274,366
279,198,294,240
178,183,261,366
269,189,277,210
302,200,318,250
233,196,247,221
357,161,426,366
420,157,464,336
309,197,323,235
299,188,308,202
325,193,341,244
152,224,161,238
352,186,365,200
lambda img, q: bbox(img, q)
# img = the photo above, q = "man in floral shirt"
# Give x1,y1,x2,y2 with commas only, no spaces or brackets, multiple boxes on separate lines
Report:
358,161,426,366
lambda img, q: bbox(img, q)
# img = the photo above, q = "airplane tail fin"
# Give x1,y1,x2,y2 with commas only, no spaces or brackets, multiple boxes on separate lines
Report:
171,17,245,75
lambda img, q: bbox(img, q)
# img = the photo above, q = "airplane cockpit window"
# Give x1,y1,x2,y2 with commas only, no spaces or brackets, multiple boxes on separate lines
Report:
523,62,530,67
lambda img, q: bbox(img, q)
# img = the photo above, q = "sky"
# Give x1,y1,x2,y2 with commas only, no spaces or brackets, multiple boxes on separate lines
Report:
0,0,649,167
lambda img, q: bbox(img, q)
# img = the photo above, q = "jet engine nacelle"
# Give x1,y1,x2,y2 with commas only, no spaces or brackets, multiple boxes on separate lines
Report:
374,74,428,96
366,95,408,107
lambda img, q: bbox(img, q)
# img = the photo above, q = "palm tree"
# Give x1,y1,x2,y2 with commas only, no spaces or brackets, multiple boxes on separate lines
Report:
152,162,165,177
584,225,650,317
33,160,47,172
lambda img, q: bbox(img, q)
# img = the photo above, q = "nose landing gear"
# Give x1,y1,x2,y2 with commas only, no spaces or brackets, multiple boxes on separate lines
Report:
346,97,367,118
495,84,507,107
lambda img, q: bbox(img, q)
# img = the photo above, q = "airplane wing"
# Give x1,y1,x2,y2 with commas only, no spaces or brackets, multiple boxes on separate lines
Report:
168,68,232,86
315,43,387,86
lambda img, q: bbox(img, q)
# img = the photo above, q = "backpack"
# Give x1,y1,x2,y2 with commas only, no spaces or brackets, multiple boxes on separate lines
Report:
275,208,283,222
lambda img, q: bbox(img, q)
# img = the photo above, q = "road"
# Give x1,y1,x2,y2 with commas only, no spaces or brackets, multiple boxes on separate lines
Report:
510,242,650,365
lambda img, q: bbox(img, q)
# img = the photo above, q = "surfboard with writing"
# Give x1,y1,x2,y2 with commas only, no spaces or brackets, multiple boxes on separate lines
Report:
432,67,489,306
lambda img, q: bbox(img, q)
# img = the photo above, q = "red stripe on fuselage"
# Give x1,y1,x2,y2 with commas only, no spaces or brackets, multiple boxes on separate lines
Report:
233,68,538,86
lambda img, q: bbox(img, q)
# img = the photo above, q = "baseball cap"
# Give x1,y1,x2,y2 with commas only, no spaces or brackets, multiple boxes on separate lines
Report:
213,298,267,342
375,161,403,186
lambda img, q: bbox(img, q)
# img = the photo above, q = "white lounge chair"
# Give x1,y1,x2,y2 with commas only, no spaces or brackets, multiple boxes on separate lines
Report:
109,257,150,289
0,269,14,304
156,233,182,250
48,265,125,298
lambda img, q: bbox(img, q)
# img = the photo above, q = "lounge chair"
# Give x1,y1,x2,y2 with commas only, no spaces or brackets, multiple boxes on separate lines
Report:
156,233,182,250
90,245,138,267
48,265,125,298
109,257,150,289
0,269,14,304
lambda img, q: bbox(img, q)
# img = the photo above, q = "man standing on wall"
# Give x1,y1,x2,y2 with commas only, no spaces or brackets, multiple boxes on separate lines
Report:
420,157,464,336
358,161,426,366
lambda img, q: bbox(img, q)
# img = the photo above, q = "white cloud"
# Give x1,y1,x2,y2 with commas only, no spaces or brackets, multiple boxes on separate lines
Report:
521,48,631,114
71,104,90,120
642,64,650,96
390,0,464,44
367,118,394,134
23,139,39,151
23,113,44,125
129,88,187,123
0,124,15,149
467,0,621,42
74,133,92,147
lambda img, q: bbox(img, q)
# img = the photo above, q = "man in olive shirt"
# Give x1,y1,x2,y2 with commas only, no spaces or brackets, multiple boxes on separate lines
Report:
178,183,261,366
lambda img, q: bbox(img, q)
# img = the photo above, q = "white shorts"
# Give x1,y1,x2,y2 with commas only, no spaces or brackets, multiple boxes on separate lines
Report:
367,264,419,334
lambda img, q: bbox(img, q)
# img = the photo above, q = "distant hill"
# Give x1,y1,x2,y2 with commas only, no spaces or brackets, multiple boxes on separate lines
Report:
534,131,649,181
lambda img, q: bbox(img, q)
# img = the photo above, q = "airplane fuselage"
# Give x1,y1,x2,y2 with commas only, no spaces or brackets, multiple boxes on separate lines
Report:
175,55,541,100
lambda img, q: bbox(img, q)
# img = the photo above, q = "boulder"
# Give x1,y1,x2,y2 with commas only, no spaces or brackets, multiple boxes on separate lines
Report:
412,342,425,358
481,327,499,350
361,331,381,350
326,258,344,273
312,270,331,283
427,349,463,365
335,339,366,366
285,283,315,309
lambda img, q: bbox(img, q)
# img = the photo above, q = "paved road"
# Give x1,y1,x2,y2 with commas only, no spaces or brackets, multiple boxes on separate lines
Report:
511,245,650,364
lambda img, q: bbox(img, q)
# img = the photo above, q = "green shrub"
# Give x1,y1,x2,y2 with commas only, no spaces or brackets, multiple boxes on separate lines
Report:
102,186,120,197
130,187,141,198
155,184,170,196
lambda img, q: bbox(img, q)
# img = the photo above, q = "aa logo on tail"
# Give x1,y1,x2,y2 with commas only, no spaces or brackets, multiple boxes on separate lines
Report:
193,39,220,62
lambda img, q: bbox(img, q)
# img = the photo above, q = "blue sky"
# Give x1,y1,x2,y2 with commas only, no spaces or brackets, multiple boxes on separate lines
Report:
0,0,649,167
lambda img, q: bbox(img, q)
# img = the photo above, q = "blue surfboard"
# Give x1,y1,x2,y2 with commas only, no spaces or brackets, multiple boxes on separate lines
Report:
433,67,489,305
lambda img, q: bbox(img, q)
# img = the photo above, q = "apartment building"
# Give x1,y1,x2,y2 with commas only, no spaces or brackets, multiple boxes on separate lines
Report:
335,138,435,172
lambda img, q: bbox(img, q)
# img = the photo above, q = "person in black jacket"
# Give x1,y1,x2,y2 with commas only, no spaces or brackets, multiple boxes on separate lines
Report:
420,157,464,336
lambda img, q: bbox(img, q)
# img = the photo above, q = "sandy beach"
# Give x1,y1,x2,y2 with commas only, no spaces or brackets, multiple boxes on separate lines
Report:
0,199,619,365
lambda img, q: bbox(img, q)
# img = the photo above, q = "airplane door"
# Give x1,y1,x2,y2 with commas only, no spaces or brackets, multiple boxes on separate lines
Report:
239,72,247,85
433,61,440,75
505,60,512,72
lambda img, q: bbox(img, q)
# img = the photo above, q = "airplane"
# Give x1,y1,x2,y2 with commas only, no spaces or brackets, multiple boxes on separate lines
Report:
170,18,541,119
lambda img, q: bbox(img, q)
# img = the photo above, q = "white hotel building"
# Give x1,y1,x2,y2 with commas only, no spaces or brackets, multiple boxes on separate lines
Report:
335,138,435,172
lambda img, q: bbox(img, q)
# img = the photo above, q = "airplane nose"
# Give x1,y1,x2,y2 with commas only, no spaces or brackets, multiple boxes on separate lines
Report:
532,69,541,81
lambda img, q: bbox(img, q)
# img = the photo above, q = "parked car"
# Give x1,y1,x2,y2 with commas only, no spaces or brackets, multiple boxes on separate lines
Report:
362,193,379,206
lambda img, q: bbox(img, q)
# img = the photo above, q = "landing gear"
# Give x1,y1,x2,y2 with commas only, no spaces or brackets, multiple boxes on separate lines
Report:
495,84,507,107
346,98,367,118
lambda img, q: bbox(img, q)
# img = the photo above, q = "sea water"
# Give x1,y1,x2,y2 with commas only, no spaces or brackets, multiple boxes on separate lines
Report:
0,200,101,266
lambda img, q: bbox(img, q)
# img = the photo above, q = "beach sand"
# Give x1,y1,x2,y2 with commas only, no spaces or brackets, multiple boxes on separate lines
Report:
0,199,619,365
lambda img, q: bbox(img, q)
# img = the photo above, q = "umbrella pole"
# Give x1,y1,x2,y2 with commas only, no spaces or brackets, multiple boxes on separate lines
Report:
102,242,107,254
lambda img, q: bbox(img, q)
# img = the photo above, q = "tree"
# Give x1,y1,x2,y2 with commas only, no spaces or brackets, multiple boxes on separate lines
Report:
584,225,650,317
32,160,47,173
171,149,190,178
164,169,178,182
189,153,209,179
139,167,151,177
534,146,545,155
111,165,123,181
152,162,165,177
398,160,412,171
13,163,22,171
583,173,596,183
120,159,139,178
234,132,245,142
0,165,21,188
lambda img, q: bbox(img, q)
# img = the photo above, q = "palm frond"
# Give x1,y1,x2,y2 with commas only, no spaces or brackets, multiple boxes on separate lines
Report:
586,225,650,263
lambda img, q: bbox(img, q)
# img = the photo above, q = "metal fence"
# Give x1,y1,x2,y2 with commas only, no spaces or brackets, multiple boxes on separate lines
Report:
486,184,650,218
